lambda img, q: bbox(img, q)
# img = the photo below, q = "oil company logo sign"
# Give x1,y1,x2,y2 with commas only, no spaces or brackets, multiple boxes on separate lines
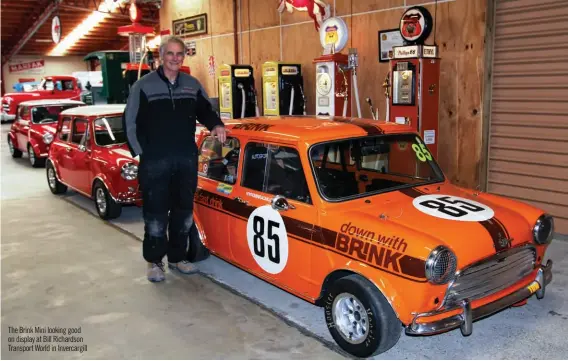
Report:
52,16,61,44
399,6,433,44
281,66,298,75
413,195,495,221
8,60,45,74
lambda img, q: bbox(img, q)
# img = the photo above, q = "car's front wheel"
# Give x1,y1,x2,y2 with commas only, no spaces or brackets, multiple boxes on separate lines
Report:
28,144,45,168
46,161,67,194
324,274,402,358
93,180,122,220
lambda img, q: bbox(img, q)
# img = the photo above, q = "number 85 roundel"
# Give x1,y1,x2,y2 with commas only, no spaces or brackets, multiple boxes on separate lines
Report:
247,205,289,274
412,195,495,222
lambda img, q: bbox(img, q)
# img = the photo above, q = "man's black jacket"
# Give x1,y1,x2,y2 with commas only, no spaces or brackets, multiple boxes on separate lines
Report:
123,66,224,158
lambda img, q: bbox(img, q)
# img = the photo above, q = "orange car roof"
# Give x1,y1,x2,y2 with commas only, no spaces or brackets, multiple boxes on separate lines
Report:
223,116,416,143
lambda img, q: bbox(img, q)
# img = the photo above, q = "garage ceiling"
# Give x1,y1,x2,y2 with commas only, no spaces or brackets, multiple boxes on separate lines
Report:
1,0,160,62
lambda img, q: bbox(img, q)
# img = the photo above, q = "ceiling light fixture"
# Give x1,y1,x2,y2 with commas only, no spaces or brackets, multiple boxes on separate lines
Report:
48,0,124,56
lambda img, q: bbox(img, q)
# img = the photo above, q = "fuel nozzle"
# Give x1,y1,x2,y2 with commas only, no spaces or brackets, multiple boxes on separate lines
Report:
365,97,378,120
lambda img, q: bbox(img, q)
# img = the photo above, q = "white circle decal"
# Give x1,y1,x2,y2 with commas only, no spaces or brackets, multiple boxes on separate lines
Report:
246,205,289,274
412,195,494,221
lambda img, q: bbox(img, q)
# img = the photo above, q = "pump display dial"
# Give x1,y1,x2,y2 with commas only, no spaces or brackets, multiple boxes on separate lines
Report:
316,72,332,96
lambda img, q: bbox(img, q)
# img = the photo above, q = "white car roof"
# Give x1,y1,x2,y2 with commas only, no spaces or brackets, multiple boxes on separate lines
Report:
19,99,85,107
60,104,126,117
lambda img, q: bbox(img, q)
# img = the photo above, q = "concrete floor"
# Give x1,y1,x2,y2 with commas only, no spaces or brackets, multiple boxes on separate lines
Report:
2,123,568,359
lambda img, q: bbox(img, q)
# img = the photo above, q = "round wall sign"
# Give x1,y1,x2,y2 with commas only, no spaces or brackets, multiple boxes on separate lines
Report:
412,194,495,222
129,2,142,23
51,16,61,44
246,205,289,274
399,6,433,44
319,17,348,53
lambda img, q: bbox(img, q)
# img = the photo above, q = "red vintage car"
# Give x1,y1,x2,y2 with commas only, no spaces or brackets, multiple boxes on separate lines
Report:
45,104,141,219
1,76,82,123
7,99,85,167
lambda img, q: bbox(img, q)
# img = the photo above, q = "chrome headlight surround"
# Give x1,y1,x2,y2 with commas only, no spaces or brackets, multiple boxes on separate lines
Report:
121,162,138,181
43,133,54,144
533,214,554,245
425,246,457,285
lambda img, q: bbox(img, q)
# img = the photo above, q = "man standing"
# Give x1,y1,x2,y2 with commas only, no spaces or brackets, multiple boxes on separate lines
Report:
124,36,227,282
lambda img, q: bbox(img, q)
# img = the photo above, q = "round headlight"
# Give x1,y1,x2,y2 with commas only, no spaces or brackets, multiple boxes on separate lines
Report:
533,214,554,245
121,163,138,181
425,246,457,285
43,133,54,144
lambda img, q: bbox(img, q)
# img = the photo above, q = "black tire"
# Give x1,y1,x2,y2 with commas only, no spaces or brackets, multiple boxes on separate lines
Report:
28,144,45,168
324,274,402,358
187,222,210,262
93,180,122,220
46,161,67,194
8,137,22,158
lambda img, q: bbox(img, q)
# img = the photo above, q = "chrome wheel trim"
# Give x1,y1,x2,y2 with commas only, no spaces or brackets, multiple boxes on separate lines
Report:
47,167,56,190
8,138,14,155
95,187,107,214
332,292,369,345
28,145,35,165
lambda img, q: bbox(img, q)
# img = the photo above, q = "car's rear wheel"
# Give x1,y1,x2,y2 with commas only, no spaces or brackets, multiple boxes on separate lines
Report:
324,274,401,358
46,161,67,194
187,222,210,262
93,180,122,220
8,137,22,158
28,144,45,168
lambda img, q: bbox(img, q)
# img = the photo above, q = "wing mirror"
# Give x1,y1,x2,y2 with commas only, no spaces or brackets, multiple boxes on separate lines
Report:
271,195,296,211
78,145,87,152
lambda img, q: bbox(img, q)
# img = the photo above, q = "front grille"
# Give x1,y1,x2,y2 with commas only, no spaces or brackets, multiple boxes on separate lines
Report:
2,103,9,112
443,246,536,307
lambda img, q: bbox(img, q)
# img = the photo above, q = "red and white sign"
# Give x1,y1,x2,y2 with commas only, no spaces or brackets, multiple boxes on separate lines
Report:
9,60,45,74
52,16,61,44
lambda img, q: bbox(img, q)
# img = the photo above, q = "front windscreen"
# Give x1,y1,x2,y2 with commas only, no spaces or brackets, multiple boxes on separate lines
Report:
31,105,78,124
93,116,127,146
309,134,445,201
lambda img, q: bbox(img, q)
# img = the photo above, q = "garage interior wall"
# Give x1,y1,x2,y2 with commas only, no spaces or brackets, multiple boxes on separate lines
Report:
2,56,88,91
483,0,568,234
160,0,488,190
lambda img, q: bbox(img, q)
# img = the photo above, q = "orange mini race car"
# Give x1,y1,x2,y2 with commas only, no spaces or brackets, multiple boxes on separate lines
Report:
191,116,554,358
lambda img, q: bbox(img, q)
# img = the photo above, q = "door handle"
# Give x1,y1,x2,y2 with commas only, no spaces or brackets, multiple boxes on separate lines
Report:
234,197,249,205
65,146,72,152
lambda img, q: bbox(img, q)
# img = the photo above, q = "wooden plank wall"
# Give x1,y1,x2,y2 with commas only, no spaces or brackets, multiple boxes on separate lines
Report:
160,0,488,190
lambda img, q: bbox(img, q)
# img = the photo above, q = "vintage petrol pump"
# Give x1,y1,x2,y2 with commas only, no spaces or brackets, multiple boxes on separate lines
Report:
313,17,353,117
218,64,259,120
387,6,440,157
261,61,306,116
118,1,154,98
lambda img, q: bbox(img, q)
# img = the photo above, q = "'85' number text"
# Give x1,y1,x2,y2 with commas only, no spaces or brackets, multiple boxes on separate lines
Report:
253,216,281,263
419,196,485,218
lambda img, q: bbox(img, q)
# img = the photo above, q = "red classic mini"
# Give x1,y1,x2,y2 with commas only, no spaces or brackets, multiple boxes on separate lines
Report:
7,99,85,167
45,104,141,219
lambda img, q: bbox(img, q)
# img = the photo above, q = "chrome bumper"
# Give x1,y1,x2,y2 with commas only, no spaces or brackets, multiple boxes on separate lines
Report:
406,260,553,336
1,113,15,122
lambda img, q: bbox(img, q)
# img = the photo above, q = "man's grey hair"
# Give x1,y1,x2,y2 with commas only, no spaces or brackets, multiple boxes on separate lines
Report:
159,35,186,58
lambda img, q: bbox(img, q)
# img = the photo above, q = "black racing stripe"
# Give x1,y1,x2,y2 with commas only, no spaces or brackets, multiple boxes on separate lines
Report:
399,255,426,279
492,217,511,239
399,187,425,198
330,118,384,135
194,188,427,281
479,217,511,252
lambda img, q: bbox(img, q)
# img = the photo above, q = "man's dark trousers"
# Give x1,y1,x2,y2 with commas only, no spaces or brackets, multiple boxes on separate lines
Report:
138,153,198,264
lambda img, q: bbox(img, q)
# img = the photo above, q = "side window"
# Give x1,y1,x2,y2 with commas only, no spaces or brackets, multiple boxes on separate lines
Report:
59,117,71,141
62,80,74,90
18,106,29,121
242,142,311,204
70,118,88,144
198,136,240,185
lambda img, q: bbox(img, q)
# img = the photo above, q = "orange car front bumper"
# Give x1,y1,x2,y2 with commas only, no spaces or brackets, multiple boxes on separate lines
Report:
406,260,553,336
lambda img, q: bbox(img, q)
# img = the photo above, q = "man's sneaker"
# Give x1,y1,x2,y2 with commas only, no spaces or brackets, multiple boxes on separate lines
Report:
147,262,166,282
168,260,198,275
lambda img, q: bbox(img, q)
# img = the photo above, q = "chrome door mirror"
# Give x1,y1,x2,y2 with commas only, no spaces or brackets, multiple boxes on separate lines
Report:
271,195,296,211
78,145,87,152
